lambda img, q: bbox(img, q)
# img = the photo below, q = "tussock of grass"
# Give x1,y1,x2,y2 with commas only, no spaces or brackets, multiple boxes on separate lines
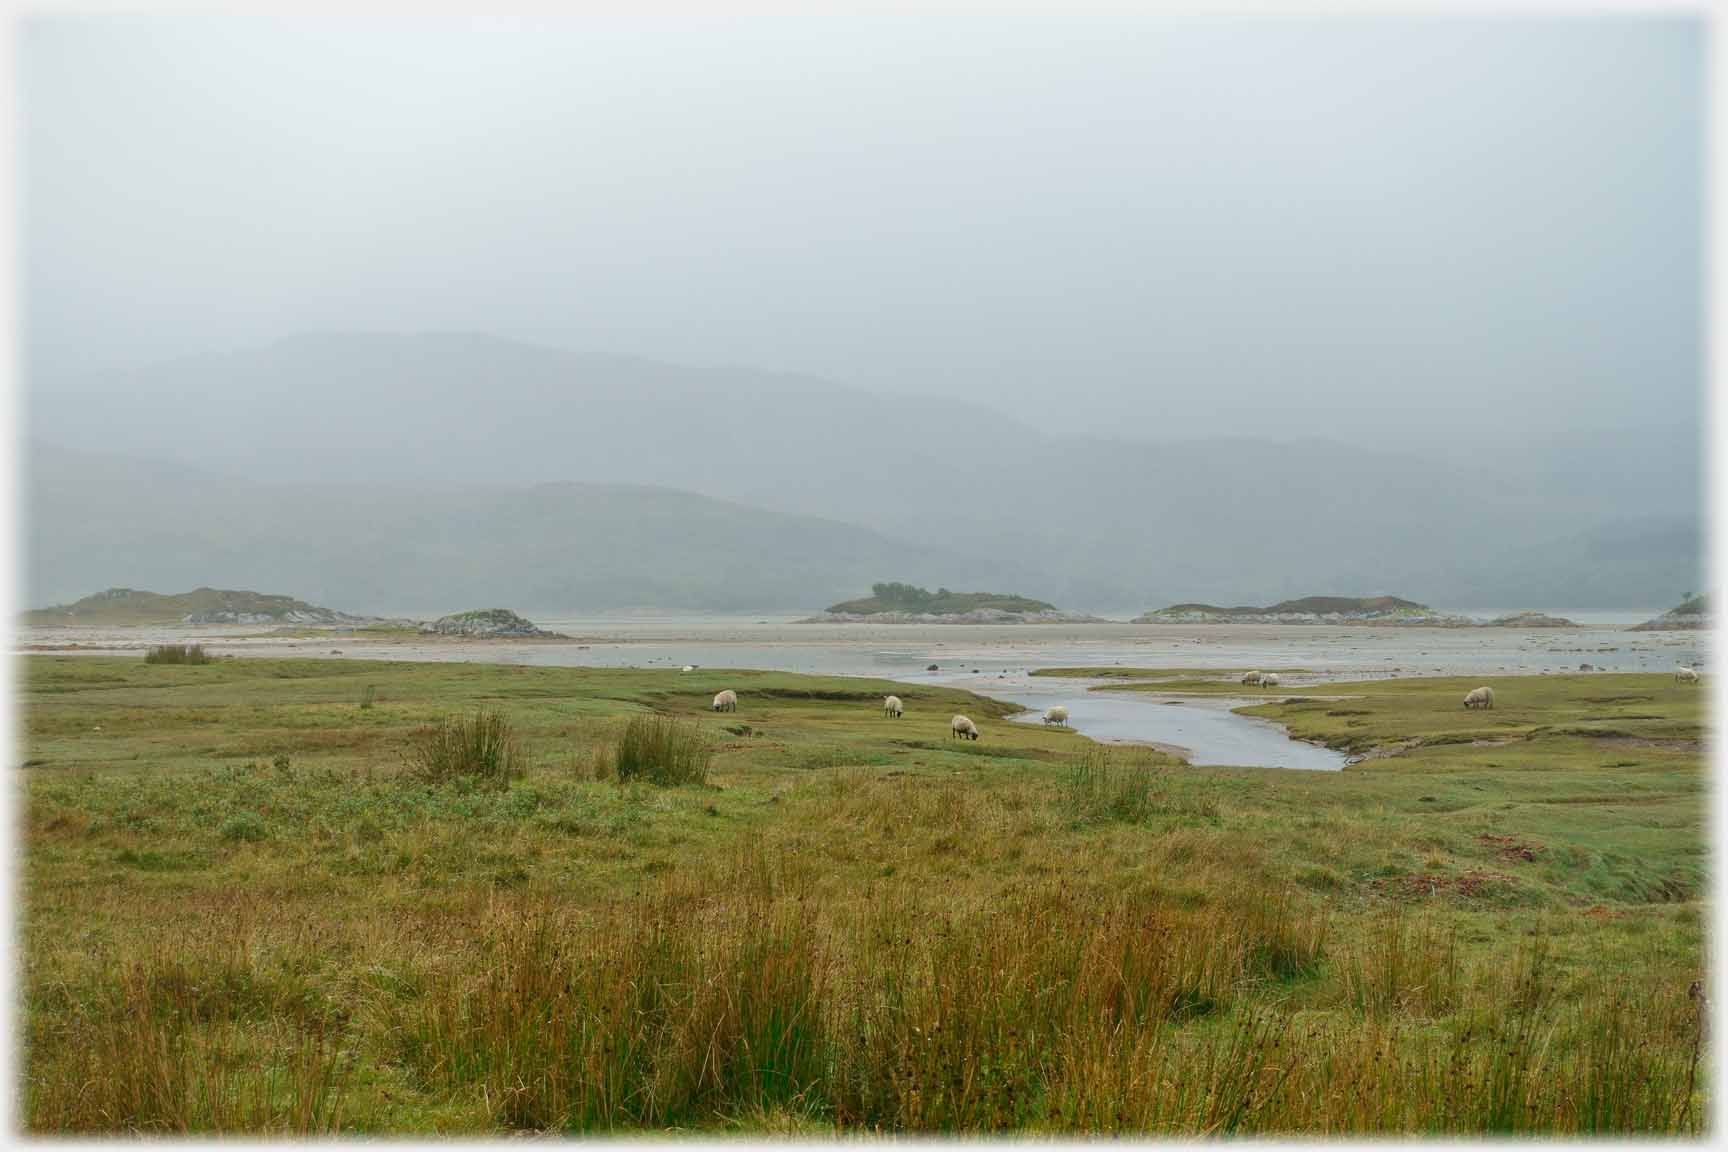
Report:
1065,745,1216,823
611,714,711,786
144,644,208,665
405,710,526,790
1066,744,1164,822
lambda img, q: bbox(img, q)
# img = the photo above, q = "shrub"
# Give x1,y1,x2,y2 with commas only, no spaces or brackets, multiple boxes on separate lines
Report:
406,710,527,790
218,813,267,843
612,715,711,786
144,644,208,665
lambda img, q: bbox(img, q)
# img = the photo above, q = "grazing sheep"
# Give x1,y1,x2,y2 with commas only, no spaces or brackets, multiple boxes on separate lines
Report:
1261,673,1281,689
1241,670,1264,686
1043,705,1070,726
712,689,738,713
1463,686,1495,710
1676,667,1701,684
681,665,696,673
883,694,904,718
950,714,979,741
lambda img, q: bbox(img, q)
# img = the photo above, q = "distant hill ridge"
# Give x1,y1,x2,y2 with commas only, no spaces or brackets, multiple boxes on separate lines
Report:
24,587,364,626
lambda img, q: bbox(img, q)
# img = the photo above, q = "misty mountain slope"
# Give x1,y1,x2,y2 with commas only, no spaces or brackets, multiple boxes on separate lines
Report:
28,334,1702,611
24,442,997,615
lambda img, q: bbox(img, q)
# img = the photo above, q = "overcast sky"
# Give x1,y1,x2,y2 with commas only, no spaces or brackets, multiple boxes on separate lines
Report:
21,12,1702,451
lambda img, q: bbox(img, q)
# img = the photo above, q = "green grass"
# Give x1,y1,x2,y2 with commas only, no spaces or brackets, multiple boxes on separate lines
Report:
16,655,1706,1134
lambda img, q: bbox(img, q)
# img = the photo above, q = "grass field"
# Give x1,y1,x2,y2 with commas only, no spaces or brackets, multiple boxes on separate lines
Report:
16,655,1708,1134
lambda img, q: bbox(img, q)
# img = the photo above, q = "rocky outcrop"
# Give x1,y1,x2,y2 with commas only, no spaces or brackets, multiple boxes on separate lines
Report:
1484,611,1580,628
420,608,565,638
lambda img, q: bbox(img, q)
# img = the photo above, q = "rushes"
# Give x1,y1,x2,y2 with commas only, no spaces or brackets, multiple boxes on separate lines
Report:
25,951,350,1133
392,863,1332,1132
144,644,208,665
610,714,711,786
1338,913,1459,1017
405,709,527,789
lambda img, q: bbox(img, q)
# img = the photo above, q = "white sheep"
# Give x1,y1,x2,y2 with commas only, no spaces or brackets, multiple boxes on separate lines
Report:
1676,667,1701,684
950,714,979,741
883,694,904,718
1241,670,1264,686
681,665,696,673
1043,705,1069,726
712,689,738,713
1261,673,1280,689
1463,686,1495,710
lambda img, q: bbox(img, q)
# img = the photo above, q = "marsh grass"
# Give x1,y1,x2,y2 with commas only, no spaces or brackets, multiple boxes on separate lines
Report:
18,657,1708,1135
406,709,526,790
611,714,711,786
27,951,351,1133
1338,913,1460,1017
144,644,208,665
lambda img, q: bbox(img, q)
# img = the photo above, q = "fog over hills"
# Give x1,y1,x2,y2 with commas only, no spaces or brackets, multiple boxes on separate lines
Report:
28,334,1699,614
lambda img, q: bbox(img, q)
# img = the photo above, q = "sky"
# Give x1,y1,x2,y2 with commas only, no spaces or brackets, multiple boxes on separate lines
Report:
19,11,1703,452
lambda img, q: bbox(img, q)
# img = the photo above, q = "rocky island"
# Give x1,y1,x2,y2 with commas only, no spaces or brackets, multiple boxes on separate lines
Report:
803,582,1105,624
419,608,566,638
1629,595,1709,632
23,587,371,627
1484,611,1581,628
1134,595,1466,626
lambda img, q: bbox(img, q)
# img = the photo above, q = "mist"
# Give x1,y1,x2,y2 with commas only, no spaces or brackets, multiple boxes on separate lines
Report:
18,11,1705,614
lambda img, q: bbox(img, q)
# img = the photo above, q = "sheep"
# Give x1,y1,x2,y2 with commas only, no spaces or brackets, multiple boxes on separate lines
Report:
681,665,696,673
1261,673,1281,689
712,689,738,713
1043,705,1070,726
1241,670,1264,686
950,714,979,741
1463,686,1495,710
883,694,904,718
1676,667,1701,684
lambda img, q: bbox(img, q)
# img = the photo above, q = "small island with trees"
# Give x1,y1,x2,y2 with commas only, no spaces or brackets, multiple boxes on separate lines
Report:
804,582,1103,624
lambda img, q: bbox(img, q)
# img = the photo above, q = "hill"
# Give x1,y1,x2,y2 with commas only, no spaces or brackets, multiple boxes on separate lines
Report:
24,442,990,615
24,586,364,626
26,333,1703,611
